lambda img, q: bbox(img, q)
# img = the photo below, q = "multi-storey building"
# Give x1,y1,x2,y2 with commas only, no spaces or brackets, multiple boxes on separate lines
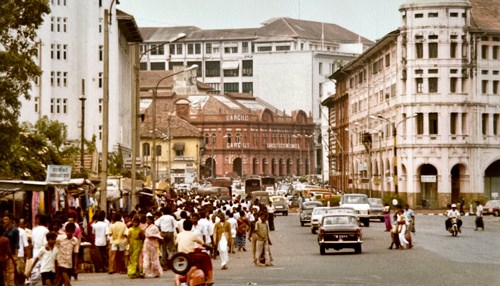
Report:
324,0,500,208
139,68,315,183
139,18,373,182
19,1,142,161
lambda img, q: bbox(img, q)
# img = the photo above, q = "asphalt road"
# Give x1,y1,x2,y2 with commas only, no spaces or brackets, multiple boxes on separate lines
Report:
70,213,500,286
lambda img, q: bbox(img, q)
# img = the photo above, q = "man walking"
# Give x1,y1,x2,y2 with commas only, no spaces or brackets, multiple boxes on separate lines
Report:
254,212,273,266
155,207,177,268
91,213,109,272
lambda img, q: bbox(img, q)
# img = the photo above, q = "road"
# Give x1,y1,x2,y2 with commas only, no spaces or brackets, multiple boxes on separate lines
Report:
71,213,500,286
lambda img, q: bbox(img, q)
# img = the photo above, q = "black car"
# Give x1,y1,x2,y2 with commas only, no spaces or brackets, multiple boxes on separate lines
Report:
317,214,363,254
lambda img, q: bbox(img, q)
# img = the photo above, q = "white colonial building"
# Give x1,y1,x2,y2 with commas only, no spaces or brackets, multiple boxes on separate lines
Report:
19,0,142,160
139,18,373,182
325,0,500,208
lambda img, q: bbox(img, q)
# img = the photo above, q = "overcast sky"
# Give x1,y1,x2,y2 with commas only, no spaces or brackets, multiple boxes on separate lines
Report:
118,0,407,41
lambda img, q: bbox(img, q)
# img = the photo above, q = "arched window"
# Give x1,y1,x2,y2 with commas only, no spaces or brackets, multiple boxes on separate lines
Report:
225,133,232,144
235,133,241,143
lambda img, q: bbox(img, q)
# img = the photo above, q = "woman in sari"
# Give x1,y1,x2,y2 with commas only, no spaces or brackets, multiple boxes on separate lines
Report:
142,215,163,278
127,216,144,279
0,235,16,286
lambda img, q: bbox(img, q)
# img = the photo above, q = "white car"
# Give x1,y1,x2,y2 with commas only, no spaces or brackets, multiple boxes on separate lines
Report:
339,194,371,227
310,207,334,234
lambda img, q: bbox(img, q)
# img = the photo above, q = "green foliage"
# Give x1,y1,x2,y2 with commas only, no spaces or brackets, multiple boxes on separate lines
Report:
0,0,50,162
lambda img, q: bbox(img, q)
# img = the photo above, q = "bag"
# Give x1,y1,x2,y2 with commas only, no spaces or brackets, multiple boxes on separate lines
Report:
237,220,248,234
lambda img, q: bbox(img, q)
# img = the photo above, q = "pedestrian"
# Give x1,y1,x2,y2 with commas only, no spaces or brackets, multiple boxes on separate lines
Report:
154,207,177,268
142,214,163,278
31,215,50,258
475,201,484,231
13,217,28,276
236,210,249,252
91,213,109,273
404,204,415,233
213,213,231,270
383,204,392,232
0,234,16,286
107,212,127,274
254,212,273,266
396,205,411,249
266,201,275,231
2,214,19,261
226,211,237,253
388,211,400,250
127,216,145,278
55,222,78,286
27,232,58,286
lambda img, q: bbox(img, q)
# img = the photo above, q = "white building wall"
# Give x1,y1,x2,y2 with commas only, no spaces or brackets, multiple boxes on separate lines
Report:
19,0,133,154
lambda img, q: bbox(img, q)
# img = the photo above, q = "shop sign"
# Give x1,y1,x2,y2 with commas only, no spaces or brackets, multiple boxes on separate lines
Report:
226,114,249,121
46,165,72,182
421,175,436,183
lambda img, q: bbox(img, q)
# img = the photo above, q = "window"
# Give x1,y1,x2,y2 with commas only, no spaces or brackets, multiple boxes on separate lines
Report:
187,43,194,55
63,72,67,86
56,99,61,113
429,43,438,58
416,78,423,93
51,17,54,32
429,113,438,135
494,114,499,135
63,45,67,60
34,97,39,112
225,133,232,144
450,12,458,17
150,44,164,55
151,62,165,70
276,45,290,51
56,17,61,32
493,81,499,94
50,44,55,59
319,62,323,74
224,83,239,92
205,43,212,54
205,61,220,77
450,42,457,58
223,68,238,77
99,45,103,61
224,42,238,54
417,113,424,134
257,46,272,52
195,43,201,54
242,82,253,93
155,145,161,156
56,44,61,59
63,99,67,113
187,61,202,77
450,113,458,135
56,72,61,86
242,60,253,76
51,72,54,86
169,44,183,55
63,18,67,32
482,80,488,94
416,43,423,58
50,98,54,113
99,125,102,140
415,13,423,18
482,113,488,135
450,78,457,93
428,12,438,17
98,72,103,88
429,78,438,93
428,69,438,74
99,98,103,113
385,53,390,67
242,42,249,53
493,46,499,59
143,143,150,156
482,45,489,59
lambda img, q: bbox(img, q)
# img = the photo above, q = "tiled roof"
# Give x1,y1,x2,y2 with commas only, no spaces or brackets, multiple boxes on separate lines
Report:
469,0,500,31
256,18,373,44
140,112,202,138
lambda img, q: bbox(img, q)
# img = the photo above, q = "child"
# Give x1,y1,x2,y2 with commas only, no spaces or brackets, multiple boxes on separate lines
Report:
27,232,58,286
56,222,79,286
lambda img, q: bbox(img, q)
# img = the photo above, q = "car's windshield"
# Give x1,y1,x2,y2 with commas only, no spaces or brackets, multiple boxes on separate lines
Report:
312,208,329,215
327,208,356,215
323,216,355,225
344,195,368,204
368,198,383,207
272,197,286,203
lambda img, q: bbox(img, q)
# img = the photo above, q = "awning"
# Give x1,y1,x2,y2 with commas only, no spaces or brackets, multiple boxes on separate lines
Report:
173,142,185,151
222,61,239,70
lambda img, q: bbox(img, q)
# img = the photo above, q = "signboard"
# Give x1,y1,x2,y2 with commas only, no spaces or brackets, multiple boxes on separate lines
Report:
421,175,437,183
46,165,72,182
124,157,143,168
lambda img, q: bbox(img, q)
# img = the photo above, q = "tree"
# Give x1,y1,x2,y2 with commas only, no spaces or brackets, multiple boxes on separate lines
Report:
0,0,50,163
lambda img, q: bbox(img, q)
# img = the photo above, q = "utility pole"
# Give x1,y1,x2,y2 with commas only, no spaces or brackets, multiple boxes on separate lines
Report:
79,79,86,175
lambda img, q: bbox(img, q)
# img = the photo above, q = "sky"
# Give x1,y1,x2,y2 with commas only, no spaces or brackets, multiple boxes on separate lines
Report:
118,0,408,41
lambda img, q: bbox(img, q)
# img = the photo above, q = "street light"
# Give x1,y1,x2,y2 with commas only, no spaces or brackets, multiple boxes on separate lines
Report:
369,113,417,195
130,32,187,208
293,134,303,175
304,134,314,177
151,65,198,189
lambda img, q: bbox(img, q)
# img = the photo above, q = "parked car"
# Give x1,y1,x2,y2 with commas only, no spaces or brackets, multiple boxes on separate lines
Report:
271,195,289,216
317,214,363,255
299,201,323,226
339,194,371,227
310,207,334,234
484,200,500,216
368,198,385,222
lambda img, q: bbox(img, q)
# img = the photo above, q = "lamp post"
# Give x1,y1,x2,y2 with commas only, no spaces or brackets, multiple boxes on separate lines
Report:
131,32,186,209
151,65,198,190
305,134,314,177
79,81,86,175
293,134,303,175
370,114,417,196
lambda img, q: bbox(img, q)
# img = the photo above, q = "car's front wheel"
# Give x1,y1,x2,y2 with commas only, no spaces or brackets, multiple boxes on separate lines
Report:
311,227,317,234
320,245,326,255
494,210,499,217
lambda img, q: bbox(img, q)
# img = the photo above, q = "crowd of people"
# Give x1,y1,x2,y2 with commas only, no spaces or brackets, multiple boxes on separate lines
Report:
0,192,276,285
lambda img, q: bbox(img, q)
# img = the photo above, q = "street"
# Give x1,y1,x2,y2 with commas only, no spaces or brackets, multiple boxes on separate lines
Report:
73,213,500,286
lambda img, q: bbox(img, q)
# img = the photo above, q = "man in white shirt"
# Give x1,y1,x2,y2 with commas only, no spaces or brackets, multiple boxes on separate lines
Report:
155,207,177,268
14,217,29,274
475,201,484,231
445,204,462,232
31,215,50,258
91,213,109,272
197,211,212,246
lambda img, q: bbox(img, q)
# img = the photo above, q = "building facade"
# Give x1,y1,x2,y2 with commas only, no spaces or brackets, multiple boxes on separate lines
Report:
138,18,373,182
19,1,142,160
139,69,315,182
324,0,500,208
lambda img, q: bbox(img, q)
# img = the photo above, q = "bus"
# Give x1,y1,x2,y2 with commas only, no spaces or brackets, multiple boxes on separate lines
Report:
211,177,232,197
245,177,262,195
261,176,276,194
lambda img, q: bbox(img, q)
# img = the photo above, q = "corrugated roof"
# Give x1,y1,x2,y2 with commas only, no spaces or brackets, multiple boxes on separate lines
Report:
186,28,259,41
139,26,201,42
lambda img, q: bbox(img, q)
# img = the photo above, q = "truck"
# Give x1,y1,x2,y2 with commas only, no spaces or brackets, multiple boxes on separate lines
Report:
339,193,371,227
